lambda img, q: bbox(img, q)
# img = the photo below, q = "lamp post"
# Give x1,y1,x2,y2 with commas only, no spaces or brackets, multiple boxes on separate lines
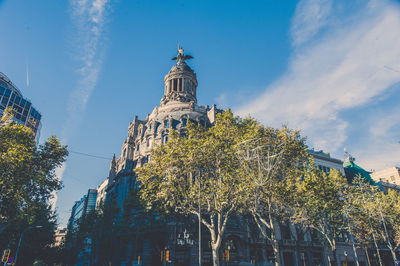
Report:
14,225,43,265
198,170,202,266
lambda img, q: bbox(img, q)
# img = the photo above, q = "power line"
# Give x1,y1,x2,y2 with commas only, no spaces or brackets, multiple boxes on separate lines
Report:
69,150,111,160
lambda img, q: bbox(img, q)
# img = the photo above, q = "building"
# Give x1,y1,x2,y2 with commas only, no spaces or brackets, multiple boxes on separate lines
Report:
67,189,98,231
105,47,222,211
371,166,400,191
54,227,67,247
308,149,345,175
96,177,109,208
83,48,374,266
0,72,41,137
343,152,375,184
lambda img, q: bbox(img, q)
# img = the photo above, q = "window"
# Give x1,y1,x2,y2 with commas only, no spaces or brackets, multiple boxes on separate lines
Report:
281,222,292,240
146,138,150,147
182,118,187,127
164,135,169,143
164,120,170,128
136,144,140,151
123,148,126,157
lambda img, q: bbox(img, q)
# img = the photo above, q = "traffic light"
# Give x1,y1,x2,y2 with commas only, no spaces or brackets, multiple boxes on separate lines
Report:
226,250,230,261
161,250,165,262
2,249,10,263
165,250,170,261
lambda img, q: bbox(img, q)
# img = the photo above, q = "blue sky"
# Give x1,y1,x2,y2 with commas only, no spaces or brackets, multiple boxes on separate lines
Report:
1,0,399,226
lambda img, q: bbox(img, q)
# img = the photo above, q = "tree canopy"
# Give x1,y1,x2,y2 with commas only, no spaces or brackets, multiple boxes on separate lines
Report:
0,107,68,265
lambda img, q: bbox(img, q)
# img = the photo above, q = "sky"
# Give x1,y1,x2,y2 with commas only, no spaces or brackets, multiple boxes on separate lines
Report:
0,0,399,226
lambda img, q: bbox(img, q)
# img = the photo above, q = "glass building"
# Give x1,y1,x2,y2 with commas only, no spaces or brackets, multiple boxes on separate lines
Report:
0,72,42,138
67,189,98,232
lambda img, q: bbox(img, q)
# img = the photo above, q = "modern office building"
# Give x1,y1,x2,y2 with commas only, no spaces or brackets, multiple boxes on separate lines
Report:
67,189,98,231
0,72,41,137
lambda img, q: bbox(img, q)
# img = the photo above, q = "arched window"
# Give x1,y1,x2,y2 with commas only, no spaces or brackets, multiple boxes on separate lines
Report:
182,118,187,127
164,120,170,128
136,144,140,151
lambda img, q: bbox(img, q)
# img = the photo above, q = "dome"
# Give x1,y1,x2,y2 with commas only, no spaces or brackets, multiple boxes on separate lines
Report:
168,62,195,74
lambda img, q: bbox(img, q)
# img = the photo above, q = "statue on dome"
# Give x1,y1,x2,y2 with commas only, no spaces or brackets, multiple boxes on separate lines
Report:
172,45,193,64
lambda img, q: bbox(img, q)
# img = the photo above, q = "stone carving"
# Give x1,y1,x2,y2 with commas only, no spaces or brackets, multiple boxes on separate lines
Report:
171,46,193,65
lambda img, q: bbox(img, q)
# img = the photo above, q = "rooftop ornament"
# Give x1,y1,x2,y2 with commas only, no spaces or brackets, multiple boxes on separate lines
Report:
172,45,193,65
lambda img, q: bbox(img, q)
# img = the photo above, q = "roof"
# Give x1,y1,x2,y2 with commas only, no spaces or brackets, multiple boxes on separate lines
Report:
343,160,375,185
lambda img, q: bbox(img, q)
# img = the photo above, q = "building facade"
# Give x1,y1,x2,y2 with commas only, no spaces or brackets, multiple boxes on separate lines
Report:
371,166,400,191
0,72,41,137
67,189,98,231
77,48,376,266
308,149,345,175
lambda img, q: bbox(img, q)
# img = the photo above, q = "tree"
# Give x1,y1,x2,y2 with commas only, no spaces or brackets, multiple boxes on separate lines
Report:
62,200,120,265
347,177,384,266
137,110,249,266
377,189,400,264
237,125,309,266
348,177,400,266
0,107,68,264
293,168,349,266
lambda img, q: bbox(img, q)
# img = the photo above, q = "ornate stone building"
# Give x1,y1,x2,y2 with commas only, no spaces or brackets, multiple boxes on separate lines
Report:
105,47,221,209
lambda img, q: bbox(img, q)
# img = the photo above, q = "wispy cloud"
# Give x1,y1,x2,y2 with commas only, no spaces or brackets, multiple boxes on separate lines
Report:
63,0,111,139
237,0,400,170
290,0,333,46
55,0,111,202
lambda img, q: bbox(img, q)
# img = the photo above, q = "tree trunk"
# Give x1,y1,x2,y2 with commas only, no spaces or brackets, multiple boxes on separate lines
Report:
212,245,220,266
388,246,397,266
363,246,371,266
272,238,281,266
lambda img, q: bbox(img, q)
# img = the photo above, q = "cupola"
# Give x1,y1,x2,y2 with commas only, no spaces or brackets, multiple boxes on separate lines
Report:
161,46,198,105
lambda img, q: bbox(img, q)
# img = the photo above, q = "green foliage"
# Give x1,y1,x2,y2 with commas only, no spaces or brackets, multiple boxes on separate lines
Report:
348,177,400,262
0,107,68,265
61,200,120,265
237,123,309,265
137,110,254,266
293,167,348,266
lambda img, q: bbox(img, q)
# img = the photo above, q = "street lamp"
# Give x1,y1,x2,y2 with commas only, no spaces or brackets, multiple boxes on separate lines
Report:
14,225,43,265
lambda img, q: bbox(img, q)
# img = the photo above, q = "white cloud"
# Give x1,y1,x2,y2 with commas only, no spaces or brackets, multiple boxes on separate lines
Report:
237,0,400,170
291,0,333,46
55,0,111,194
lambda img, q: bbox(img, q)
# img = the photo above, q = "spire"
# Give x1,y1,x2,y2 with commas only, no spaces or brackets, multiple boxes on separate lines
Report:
108,154,116,182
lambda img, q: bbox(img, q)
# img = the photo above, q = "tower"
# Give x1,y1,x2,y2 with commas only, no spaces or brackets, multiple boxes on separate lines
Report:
160,47,198,105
